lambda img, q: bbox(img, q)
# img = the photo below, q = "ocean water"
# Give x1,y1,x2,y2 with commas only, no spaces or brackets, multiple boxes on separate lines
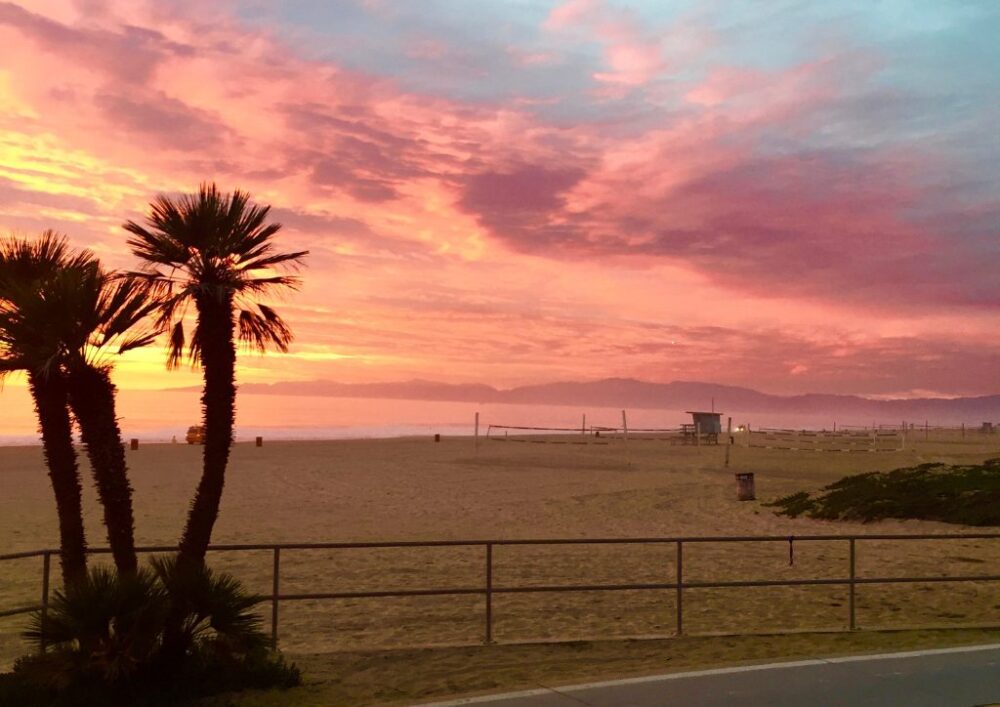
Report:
0,386,900,446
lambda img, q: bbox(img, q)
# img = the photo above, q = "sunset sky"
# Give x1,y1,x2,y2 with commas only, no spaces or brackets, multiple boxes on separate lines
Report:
0,0,997,397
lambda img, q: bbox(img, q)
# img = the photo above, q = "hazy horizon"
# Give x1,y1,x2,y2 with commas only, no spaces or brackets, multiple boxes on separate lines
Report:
1,382,995,446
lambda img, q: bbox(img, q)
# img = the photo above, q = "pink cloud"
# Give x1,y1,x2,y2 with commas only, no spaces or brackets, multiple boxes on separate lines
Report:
590,20,665,86
544,0,666,86
0,0,995,395
0,3,978,316
544,0,599,30
0,1,192,83
685,67,769,107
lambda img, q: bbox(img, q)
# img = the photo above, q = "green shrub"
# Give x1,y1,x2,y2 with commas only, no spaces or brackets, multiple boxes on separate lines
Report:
150,555,267,660
3,648,300,706
23,566,167,686
767,457,1000,525
1,558,300,706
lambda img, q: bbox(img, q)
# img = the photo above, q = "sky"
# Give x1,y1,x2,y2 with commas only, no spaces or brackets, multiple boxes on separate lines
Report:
0,0,997,398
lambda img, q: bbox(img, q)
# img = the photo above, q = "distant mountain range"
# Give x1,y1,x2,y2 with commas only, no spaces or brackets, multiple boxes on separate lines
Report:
197,378,1000,422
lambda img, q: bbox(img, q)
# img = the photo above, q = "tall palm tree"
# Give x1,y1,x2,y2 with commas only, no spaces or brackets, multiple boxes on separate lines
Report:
51,263,161,575
0,233,89,587
124,183,307,567
0,234,160,578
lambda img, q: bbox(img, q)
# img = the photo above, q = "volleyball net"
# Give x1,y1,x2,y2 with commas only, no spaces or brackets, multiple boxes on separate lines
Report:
485,424,701,445
748,427,905,453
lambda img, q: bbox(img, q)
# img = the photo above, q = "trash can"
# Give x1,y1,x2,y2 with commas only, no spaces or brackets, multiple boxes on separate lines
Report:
735,472,755,501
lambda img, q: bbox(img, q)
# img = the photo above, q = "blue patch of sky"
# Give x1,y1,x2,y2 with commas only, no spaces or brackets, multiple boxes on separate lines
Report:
690,2,998,171
234,1,596,113
232,0,727,125
236,0,997,180
235,1,996,94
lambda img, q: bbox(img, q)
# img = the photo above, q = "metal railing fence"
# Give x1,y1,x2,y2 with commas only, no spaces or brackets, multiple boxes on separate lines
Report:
3,533,1000,651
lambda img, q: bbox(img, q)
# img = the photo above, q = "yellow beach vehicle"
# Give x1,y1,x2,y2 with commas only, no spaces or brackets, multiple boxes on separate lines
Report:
185,425,205,445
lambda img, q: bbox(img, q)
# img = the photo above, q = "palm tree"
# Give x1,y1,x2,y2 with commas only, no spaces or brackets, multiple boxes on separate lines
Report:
0,233,89,587
52,263,161,575
124,183,307,567
0,234,160,578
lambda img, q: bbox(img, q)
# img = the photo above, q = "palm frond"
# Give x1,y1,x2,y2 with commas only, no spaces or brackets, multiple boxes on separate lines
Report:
235,275,303,297
237,307,292,353
167,321,186,370
126,183,308,368
239,249,309,273
0,235,163,375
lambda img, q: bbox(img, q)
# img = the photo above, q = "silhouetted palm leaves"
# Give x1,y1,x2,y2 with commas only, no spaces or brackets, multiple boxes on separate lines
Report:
2,189,306,702
124,183,307,566
19,560,280,697
0,233,161,577
0,232,91,585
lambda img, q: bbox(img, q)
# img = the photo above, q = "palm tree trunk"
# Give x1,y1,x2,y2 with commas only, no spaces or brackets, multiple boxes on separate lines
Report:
164,293,236,664
67,363,138,575
27,370,88,587
178,292,236,567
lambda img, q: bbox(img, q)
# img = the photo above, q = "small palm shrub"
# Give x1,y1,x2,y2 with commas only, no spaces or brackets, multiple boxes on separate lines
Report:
22,566,166,686
150,555,266,659
3,559,299,706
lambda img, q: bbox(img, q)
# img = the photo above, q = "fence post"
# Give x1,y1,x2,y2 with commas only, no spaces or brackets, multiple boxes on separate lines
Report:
622,410,631,468
848,538,856,631
676,540,683,635
271,547,281,650
39,551,51,655
485,543,493,644
724,417,732,467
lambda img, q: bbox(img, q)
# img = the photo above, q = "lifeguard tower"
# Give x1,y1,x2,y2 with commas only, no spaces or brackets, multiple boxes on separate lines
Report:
683,411,721,445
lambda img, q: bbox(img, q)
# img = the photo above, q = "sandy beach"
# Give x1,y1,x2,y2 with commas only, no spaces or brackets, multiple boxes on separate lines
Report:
2,431,999,665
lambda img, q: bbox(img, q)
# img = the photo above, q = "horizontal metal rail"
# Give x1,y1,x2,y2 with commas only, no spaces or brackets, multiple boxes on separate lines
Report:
268,573,1000,602
7,532,1000,558
0,605,41,619
0,549,51,562
4,534,1000,650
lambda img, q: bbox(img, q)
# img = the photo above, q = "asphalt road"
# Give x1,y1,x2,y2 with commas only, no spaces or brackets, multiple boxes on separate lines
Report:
422,644,1000,707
